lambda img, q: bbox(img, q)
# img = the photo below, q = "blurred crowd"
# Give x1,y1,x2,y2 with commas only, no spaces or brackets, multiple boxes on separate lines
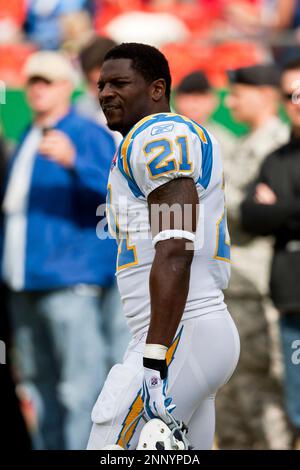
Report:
2,0,300,87
0,0,300,452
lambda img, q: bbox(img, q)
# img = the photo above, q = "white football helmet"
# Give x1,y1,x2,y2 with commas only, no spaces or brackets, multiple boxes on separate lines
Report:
101,412,192,450
136,414,192,450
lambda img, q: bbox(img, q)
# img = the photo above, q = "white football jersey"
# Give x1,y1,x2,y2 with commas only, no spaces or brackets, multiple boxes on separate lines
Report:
106,113,230,335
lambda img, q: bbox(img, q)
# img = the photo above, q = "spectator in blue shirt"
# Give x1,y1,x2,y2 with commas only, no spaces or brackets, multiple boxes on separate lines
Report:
24,0,93,50
1,51,129,449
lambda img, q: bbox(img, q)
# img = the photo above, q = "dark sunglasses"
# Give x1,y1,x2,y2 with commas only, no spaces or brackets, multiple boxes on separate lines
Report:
282,92,295,101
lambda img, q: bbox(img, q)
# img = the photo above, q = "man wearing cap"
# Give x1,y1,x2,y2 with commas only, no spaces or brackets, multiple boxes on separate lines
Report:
1,51,121,449
215,64,291,449
174,70,237,161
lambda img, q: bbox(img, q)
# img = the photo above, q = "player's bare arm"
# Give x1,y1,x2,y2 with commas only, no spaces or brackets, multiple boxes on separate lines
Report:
142,176,198,423
147,177,198,347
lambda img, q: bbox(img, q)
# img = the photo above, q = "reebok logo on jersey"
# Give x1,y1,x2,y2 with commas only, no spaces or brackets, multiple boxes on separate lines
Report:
151,124,174,136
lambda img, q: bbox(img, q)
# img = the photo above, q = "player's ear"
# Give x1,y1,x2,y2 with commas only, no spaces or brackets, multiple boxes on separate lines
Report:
151,79,166,102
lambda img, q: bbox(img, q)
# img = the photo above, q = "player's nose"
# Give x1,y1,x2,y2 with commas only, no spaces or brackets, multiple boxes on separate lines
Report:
99,83,116,101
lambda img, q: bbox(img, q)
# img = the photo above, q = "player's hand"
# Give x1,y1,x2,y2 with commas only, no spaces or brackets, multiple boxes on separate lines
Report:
39,129,76,168
142,359,176,424
254,183,277,205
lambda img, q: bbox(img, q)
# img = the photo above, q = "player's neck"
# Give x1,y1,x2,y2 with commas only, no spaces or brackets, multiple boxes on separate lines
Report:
155,104,171,114
140,104,171,120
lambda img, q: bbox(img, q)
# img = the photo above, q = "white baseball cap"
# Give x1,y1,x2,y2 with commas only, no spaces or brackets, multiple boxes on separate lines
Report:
23,51,75,85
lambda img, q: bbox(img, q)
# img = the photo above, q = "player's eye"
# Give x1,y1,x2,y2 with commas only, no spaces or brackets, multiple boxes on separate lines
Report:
97,82,105,91
114,80,129,87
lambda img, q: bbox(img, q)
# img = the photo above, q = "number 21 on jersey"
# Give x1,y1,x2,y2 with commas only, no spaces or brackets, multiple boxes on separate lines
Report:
143,137,193,178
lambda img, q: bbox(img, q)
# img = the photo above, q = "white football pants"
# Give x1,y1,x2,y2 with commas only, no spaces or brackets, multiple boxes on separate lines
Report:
87,310,240,450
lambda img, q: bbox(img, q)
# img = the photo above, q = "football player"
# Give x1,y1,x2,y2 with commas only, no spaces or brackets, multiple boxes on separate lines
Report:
87,43,240,450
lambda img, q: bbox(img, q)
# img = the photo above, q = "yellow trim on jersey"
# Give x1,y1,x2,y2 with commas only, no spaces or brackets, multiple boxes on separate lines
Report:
121,114,157,177
116,236,139,271
213,211,231,264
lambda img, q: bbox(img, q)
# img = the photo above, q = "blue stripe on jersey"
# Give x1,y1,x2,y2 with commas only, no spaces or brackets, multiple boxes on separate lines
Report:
196,125,213,190
129,113,205,144
126,138,145,197
117,145,145,198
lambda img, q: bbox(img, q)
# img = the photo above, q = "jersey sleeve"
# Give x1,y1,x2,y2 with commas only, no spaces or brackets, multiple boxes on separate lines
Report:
127,119,208,198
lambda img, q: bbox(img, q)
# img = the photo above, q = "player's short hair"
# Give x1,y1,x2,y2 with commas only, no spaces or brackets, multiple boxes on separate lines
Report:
103,42,172,101
79,36,117,75
281,57,300,73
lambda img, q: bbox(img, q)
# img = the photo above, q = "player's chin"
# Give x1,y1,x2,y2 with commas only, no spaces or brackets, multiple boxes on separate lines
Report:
105,111,123,131
106,118,122,132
